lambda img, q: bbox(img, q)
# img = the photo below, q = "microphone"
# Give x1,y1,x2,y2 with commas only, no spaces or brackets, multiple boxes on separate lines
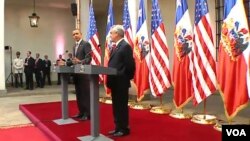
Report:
62,50,69,56
84,45,101,58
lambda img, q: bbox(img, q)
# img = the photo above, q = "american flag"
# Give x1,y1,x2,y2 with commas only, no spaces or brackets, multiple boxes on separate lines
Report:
150,0,171,97
86,2,103,82
103,0,114,96
218,0,250,120
192,0,217,105
134,0,150,101
123,0,134,48
173,0,194,109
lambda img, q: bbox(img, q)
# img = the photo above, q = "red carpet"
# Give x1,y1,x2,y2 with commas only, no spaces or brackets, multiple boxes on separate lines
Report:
19,101,221,141
0,124,50,141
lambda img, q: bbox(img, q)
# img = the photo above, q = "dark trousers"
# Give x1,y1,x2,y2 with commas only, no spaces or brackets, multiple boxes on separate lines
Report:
68,74,74,84
35,70,43,88
74,74,90,116
111,85,129,131
25,72,33,90
57,73,61,85
43,70,51,85
14,73,23,88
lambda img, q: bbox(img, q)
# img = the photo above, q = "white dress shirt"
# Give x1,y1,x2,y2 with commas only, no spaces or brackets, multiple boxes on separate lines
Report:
13,57,24,73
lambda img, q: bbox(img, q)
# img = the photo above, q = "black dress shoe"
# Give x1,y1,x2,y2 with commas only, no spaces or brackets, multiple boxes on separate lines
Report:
79,115,90,121
108,130,118,135
72,114,83,118
113,131,129,137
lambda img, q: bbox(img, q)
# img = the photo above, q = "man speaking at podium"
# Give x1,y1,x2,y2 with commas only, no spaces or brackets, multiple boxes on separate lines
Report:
58,29,92,120
107,25,135,137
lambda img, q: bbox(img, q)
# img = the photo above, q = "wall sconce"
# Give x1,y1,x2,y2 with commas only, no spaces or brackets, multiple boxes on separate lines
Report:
29,0,40,27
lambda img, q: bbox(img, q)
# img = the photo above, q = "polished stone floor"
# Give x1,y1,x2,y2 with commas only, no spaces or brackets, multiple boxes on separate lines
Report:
0,84,249,128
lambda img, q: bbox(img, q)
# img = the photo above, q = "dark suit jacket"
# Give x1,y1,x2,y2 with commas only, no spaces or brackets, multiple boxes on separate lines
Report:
67,40,92,66
34,58,43,72
24,57,35,74
107,39,135,88
42,59,51,72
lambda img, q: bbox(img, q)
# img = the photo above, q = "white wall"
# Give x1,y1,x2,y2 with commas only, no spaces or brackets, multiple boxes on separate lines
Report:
4,3,75,82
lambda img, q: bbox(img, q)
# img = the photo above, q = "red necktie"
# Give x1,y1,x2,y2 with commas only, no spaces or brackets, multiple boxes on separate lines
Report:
110,44,116,56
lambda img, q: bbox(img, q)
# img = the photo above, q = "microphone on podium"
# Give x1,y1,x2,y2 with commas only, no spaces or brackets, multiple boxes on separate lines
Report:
84,45,101,58
62,50,69,56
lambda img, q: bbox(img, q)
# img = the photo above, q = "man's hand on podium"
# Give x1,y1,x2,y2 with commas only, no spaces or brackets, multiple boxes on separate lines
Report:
72,57,81,64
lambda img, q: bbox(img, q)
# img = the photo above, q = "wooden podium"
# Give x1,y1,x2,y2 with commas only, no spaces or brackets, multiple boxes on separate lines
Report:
55,65,117,141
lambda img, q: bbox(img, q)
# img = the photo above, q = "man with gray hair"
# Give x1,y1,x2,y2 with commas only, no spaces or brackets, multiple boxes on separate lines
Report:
107,24,135,137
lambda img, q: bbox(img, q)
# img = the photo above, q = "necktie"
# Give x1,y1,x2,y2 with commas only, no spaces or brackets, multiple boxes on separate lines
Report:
110,44,116,56
75,43,79,56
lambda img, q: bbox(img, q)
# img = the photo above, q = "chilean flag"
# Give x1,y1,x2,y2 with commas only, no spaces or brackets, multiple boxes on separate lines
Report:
218,0,250,121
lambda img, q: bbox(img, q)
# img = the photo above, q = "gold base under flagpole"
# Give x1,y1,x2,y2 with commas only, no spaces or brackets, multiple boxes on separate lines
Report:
149,96,171,114
191,99,216,125
128,99,136,106
150,105,171,114
191,114,217,125
169,109,192,119
129,102,151,110
99,97,112,104
213,119,230,132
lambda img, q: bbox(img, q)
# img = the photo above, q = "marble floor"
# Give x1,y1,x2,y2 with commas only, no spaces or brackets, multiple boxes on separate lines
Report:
0,84,249,128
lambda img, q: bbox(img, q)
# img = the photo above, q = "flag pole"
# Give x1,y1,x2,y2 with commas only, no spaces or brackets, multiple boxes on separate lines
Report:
150,95,171,114
191,99,217,125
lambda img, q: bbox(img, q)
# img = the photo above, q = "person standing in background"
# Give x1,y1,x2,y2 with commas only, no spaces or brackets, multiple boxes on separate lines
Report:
107,25,135,137
13,51,24,88
42,55,51,86
34,53,43,88
56,54,66,85
24,51,35,90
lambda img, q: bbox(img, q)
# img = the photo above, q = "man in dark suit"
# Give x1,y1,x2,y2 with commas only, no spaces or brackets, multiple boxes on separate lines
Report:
24,51,35,90
107,25,135,137
64,29,92,120
34,53,43,88
42,55,51,85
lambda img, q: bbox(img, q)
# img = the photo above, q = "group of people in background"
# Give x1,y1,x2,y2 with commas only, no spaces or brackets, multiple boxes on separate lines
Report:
12,50,74,90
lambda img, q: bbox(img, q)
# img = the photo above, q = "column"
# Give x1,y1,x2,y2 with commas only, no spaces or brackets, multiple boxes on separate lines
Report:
0,0,6,93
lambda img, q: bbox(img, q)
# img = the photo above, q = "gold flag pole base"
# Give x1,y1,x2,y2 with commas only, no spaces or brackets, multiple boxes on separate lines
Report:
169,110,192,119
150,105,171,114
213,119,229,132
191,114,217,125
99,97,112,104
128,99,136,107
129,102,151,110
213,122,222,132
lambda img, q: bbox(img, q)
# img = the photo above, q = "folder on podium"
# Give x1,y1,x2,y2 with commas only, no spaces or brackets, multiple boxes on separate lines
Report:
55,64,117,141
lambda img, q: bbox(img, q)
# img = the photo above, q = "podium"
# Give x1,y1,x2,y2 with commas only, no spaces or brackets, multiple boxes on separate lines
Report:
53,66,78,125
55,65,117,141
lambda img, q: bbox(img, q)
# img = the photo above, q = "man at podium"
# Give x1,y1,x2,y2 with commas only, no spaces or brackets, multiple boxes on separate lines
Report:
107,25,135,137
58,29,92,121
